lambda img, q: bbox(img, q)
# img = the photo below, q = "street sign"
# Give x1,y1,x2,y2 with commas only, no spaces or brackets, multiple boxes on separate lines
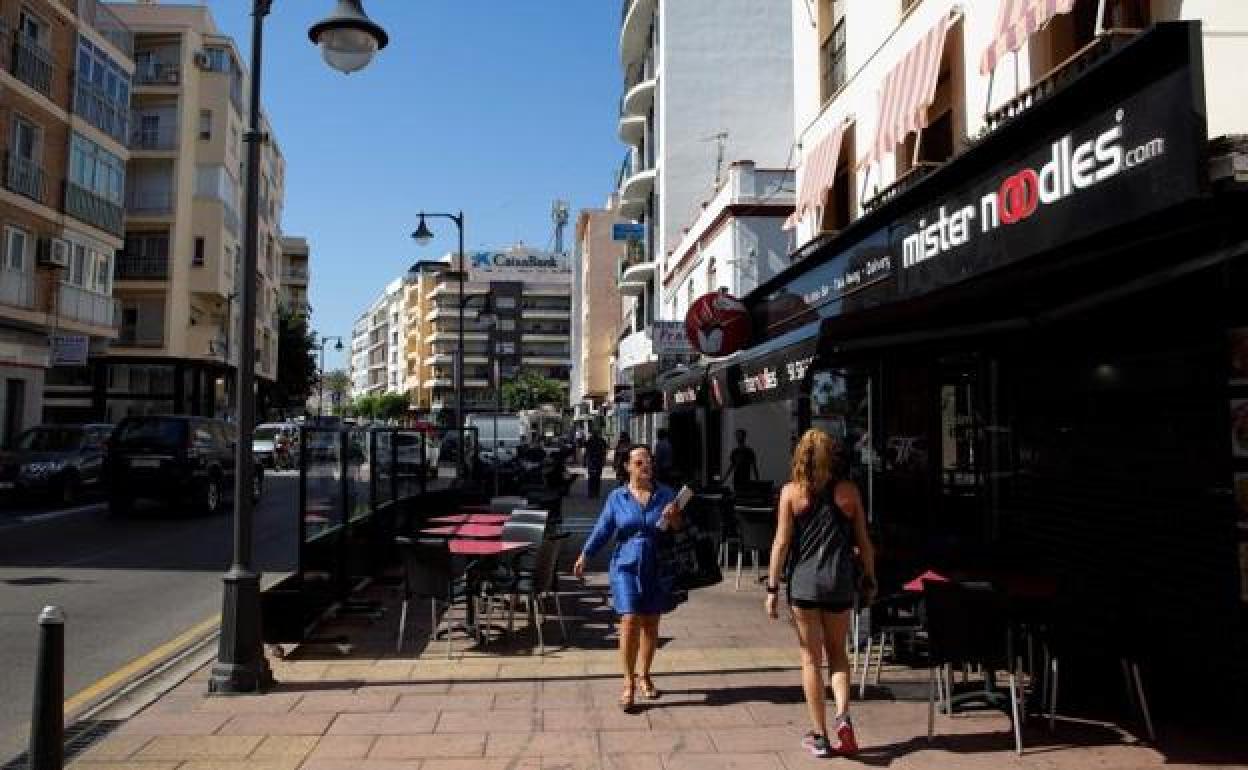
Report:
612,223,646,242
51,335,88,366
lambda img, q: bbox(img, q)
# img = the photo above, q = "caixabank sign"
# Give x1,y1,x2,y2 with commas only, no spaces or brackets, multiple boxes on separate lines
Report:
753,22,1208,336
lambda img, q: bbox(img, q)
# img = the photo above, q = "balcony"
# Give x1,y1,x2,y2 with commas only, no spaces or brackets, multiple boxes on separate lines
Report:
126,188,174,217
621,55,656,118
9,31,53,97
129,121,178,151
617,150,655,219
0,267,36,311
282,266,308,285
76,82,130,144
58,283,118,329
618,114,646,146
118,325,163,348
4,153,47,204
134,59,181,87
524,307,571,320
115,253,169,281
428,330,489,343
618,250,655,296
521,333,569,344
65,182,124,236
619,0,656,67
77,0,134,57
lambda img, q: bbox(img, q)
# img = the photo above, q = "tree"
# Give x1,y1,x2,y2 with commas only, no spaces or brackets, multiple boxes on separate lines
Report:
351,394,379,420
502,369,567,411
377,391,411,423
322,369,351,415
272,310,318,417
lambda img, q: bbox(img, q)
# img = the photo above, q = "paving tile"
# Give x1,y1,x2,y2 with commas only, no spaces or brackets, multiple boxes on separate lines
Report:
662,753,786,770
395,694,495,712
370,733,488,758
70,735,154,761
248,735,319,758
485,731,599,757
294,693,397,712
176,761,304,770
301,761,423,770
744,703,806,727
707,726,804,753
318,663,413,682
447,678,535,694
542,708,650,731
356,681,452,695
68,762,178,770
329,712,439,735
420,759,539,770
115,712,232,736
597,730,714,754
194,693,301,714
305,734,376,760
133,735,264,760
438,708,538,732
644,704,757,729
216,712,334,735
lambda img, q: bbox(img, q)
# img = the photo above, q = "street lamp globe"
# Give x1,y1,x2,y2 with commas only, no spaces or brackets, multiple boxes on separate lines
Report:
308,0,388,75
411,215,435,246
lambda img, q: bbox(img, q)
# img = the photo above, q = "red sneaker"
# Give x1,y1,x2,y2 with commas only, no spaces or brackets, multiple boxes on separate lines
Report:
834,716,859,756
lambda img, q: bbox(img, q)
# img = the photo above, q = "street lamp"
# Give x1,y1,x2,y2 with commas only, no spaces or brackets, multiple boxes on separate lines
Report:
318,335,345,417
209,0,387,697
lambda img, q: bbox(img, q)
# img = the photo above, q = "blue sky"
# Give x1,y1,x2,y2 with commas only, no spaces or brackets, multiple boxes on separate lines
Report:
208,1,623,370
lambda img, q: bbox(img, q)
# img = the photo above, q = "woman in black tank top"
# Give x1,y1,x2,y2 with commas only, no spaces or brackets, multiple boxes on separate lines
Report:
764,429,877,758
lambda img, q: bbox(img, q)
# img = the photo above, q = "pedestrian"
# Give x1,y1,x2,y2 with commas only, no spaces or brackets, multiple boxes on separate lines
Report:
573,445,682,711
724,429,760,490
612,432,631,486
765,428,877,758
584,427,608,499
652,428,674,484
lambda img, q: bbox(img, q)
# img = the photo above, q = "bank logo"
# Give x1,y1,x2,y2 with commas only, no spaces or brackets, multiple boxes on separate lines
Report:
471,252,493,268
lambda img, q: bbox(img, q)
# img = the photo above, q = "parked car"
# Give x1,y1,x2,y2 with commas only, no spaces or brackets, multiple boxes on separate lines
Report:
253,422,299,469
0,423,112,506
396,431,440,480
105,416,264,516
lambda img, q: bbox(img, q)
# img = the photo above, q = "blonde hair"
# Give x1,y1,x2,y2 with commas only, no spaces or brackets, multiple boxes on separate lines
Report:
790,428,841,495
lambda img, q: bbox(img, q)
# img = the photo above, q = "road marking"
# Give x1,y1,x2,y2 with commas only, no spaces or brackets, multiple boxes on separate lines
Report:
18,503,106,525
62,614,220,717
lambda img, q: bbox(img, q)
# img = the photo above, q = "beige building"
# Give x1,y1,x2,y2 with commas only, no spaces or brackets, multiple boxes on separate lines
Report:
279,235,309,318
0,0,133,439
570,203,625,419
90,0,285,421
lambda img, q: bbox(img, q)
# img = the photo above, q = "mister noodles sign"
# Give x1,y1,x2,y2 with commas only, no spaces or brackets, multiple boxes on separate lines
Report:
754,24,1206,336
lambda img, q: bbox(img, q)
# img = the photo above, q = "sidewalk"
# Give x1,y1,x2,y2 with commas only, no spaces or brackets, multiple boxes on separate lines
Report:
66,478,1246,770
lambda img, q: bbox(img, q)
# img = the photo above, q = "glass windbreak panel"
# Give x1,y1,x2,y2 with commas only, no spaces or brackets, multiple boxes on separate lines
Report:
302,428,343,544
373,430,394,506
16,427,84,452
810,368,874,519
345,429,371,523
394,430,430,497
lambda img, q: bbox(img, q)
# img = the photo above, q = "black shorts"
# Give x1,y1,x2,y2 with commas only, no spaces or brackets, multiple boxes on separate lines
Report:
789,598,854,613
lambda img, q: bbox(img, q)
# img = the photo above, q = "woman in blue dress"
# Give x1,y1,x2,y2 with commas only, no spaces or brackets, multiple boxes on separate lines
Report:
573,444,681,710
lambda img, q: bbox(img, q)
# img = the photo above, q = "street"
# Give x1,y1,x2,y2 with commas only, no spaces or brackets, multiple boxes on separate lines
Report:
0,471,300,765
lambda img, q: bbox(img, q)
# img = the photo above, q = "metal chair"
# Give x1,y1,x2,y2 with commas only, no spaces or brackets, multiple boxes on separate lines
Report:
490,495,528,514
503,536,567,654
394,537,472,658
508,509,550,530
857,591,925,696
732,504,776,590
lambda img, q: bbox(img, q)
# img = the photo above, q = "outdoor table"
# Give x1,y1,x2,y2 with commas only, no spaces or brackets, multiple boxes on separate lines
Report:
447,539,532,556
904,569,951,592
420,523,506,538
429,513,510,525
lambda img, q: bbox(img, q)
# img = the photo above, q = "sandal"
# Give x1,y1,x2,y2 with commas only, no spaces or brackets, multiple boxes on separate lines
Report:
618,682,636,711
638,675,660,700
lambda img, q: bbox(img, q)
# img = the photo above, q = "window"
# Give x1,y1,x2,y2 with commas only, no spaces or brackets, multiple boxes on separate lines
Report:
497,319,516,331
75,37,131,141
19,9,47,45
5,227,30,272
896,23,962,177
496,296,516,309
69,243,87,286
204,47,231,73
199,110,212,140
819,1,847,103
193,237,206,267
11,116,40,163
1032,0,1149,81
820,125,856,232
69,133,125,203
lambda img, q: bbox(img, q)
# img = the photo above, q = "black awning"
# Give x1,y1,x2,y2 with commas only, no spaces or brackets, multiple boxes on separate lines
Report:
708,323,821,409
661,367,708,412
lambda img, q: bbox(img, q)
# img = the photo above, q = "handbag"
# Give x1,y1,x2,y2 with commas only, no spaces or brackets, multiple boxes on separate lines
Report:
657,504,724,591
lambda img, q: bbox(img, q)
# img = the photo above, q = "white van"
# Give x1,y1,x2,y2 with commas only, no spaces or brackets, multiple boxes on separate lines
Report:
466,414,524,462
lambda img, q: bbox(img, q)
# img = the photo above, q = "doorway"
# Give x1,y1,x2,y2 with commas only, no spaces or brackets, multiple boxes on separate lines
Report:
4,378,27,448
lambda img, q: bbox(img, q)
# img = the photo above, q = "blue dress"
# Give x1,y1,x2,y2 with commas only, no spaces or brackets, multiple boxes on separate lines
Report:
581,484,677,615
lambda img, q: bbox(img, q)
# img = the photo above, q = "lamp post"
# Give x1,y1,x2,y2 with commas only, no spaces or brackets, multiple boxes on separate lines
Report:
318,336,345,417
412,212,489,483
209,0,387,696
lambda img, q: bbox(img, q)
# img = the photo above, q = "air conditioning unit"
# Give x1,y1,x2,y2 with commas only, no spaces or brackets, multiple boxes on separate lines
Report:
37,237,70,268
166,69,180,84
193,51,211,70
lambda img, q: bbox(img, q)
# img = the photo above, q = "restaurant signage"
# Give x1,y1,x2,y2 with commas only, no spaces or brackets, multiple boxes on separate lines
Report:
685,290,751,356
752,23,1207,336
710,326,820,408
612,223,646,242
651,320,694,356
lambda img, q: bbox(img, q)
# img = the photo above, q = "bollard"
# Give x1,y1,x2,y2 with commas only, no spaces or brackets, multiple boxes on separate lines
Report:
30,605,65,770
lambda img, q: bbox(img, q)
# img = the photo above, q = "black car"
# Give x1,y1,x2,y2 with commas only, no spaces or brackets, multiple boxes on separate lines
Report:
0,423,112,506
105,416,263,515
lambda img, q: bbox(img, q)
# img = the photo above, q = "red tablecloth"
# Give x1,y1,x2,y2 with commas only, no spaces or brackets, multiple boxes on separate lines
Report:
421,524,505,538
429,513,509,525
904,570,951,592
447,539,532,556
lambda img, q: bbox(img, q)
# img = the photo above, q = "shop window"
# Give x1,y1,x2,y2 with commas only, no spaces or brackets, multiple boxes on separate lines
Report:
896,23,963,178
820,125,856,233
1030,0,1149,80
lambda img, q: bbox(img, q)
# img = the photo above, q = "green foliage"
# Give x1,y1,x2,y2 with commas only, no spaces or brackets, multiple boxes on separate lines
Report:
351,394,379,419
501,369,566,411
272,311,318,415
377,391,411,422
322,369,351,415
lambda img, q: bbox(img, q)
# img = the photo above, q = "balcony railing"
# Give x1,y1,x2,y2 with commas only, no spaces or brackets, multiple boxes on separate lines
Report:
134,60,180,86
282,267,308,283
75,80,129,143
11,31,53,97
126,189,174,215
77,0,134,57
0,268,37,311
118,324,164,347
65,182,124,236
130,121,178,151
4,152,47,203
114,253,169,281
223,204,240,237
58,283,119,328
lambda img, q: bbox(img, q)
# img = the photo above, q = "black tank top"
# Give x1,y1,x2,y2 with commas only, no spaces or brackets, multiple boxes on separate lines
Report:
785,484,859,604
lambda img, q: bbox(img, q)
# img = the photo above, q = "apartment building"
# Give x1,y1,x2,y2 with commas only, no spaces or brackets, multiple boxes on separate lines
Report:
570,202,625,421
89,0,285,421
278,235,309,318
348,277,403,401
0,0,134,440
404,248,572,425
401,260,442,407
613,0,795,441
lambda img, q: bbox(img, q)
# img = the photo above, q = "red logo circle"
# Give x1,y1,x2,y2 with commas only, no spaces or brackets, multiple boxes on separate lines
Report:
685,290,750,356
998,169,1040,225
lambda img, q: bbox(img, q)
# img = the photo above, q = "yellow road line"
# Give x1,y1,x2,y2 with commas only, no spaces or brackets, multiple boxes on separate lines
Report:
63,614,220,716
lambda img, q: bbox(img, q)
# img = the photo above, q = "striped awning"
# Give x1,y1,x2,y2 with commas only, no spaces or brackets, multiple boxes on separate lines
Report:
862,16,951,168
980,0,1078,75
788,123,846,230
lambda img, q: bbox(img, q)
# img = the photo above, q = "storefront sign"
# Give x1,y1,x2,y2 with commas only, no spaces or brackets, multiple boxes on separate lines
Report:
685,290,750,356
662,369,708,411
752,23,1207,336
710,325,820,408
52,335,89,366
613,223,646,242
651,321,694,356
468,249,571,281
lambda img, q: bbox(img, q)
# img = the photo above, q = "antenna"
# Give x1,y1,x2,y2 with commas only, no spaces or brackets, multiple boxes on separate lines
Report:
700,131,729,189
551,199,570,254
